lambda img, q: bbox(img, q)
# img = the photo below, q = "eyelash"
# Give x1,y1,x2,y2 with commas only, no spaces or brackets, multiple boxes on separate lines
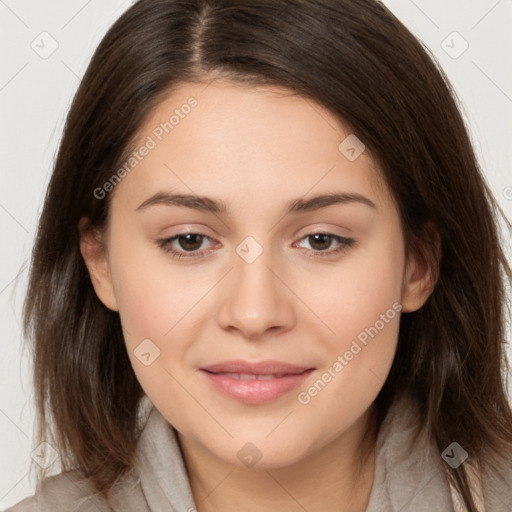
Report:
157,232,355,260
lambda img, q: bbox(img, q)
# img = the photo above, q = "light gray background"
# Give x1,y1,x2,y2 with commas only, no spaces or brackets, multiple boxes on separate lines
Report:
1,0,511,508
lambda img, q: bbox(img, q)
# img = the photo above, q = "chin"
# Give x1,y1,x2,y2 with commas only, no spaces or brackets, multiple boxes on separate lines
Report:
211,435,314,470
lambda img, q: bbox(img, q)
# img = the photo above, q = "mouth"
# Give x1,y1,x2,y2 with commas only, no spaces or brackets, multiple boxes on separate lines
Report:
199,360,315,404
200,359,313,375
203,371,302,380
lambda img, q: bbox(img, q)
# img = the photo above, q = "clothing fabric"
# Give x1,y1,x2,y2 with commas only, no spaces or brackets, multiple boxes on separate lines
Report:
6,393,511,511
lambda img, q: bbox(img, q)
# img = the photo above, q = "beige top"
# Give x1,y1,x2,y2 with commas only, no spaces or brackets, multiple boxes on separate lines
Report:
6,393,512,511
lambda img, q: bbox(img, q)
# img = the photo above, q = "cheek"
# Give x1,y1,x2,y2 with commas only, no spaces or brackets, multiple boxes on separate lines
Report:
106,227,220,400
108,226,201,339
107,237,204,414
296,228,404,409
306,226,404,343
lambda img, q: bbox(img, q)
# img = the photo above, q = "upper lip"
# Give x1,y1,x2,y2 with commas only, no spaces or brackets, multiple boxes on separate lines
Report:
201,360,313,375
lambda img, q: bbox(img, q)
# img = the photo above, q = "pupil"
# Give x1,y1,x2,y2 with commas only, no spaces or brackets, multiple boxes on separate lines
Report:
179,234,203,251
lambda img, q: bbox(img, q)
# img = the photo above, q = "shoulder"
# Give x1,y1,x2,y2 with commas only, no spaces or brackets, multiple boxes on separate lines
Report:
6,398,156,512
4,470,113,512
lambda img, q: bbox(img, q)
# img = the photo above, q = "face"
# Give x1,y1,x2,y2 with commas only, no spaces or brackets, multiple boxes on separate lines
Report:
80,79,432,469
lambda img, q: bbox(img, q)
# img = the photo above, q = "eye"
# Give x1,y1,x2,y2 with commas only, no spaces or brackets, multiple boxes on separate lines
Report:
157,232,355,260
294,233,355,258
157,233,216,260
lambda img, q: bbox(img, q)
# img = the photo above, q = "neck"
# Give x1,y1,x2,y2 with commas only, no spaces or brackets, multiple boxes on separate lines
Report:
178,405,379,512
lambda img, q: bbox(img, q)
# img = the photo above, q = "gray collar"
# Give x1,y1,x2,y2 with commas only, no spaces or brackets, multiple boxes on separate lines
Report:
130,392,454,512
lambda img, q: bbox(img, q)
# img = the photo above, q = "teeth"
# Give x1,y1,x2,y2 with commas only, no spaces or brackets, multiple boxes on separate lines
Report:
218,372,284,380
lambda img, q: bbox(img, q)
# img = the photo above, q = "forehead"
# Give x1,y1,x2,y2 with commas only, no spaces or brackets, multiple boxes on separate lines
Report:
112,79,391,214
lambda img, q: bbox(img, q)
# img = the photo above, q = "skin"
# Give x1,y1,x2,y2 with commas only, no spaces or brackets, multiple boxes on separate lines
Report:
79,79,435,512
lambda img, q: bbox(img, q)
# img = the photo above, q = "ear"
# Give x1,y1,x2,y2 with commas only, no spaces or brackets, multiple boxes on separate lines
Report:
401,223,441,313
78,217,119,311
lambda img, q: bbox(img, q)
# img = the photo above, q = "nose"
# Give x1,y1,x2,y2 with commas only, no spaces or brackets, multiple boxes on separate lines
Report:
216,245,295,340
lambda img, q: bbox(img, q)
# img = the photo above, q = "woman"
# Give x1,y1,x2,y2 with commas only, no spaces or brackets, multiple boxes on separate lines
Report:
7,0,512,510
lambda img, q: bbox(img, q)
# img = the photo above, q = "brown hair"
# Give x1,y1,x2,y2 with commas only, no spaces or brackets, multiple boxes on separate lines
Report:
23,0,512,509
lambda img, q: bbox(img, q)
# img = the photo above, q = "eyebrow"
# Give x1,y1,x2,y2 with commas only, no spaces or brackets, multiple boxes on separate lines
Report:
135,191,377,214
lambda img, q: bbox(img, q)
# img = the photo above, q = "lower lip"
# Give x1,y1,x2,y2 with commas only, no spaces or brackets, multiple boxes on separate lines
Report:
200,369,315,404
